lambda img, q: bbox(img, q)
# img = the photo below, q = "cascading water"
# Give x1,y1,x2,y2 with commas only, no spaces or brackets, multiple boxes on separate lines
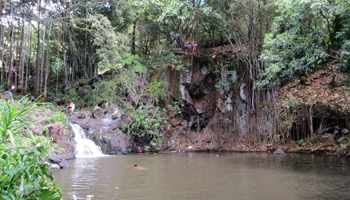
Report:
71,123,105,158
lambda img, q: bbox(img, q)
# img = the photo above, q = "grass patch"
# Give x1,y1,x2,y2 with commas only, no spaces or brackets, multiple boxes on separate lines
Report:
45,111,70,128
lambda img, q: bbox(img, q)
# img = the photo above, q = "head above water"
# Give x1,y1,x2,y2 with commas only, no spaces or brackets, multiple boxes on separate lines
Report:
134,163,137,167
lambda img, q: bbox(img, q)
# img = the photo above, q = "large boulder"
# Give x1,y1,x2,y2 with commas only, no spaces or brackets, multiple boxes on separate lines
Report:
92,106,104,119
0,91,13,101
318,133,335,143
49,154,70,169
60,84,69,94
77,111,92,119
273,148,286,155
78,79,88,87
94,128,131,155
46,123,75,160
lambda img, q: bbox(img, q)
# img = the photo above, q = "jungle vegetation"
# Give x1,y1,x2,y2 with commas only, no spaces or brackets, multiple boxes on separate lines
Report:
1,0,350,197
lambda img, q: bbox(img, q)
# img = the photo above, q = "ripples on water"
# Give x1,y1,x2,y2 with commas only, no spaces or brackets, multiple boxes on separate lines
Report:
52,153,350,200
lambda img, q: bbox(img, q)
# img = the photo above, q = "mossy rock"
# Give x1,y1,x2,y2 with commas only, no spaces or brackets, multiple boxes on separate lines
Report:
78,85,92,97
346,144,350,150
55,97,66,105
88,75,101,87
78,79,88,87
152,68,165,82
339,137,349,144
300,76,308,85
319,144,335,148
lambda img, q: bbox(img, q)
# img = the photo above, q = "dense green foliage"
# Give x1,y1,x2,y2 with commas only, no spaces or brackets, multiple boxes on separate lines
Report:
126,105,170,149
258,0,350,87
122,103,181,150
0,97,62,199
2,1,350,198
3,0,350,153
45,111,70,128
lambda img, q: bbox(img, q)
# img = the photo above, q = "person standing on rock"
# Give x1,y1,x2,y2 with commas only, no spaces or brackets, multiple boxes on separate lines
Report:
184,40,189,55
68,101,75,114
193,40,197,54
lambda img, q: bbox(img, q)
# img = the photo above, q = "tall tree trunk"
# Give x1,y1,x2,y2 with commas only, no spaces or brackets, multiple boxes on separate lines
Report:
40,23,46,93
0,0,6,84
57,24,60,56
44,23,52,100
0,0,7,44
17,18,25,93
69,34,75,83
13,20,22,92
85,29,88,79
35,22,41,95
63,48,67,83
25,24,31,92
132,20,136,55
178,18,182,48
14,38,19,92
0,23,5,85
7,13,14,91
88,34,92,77
20,20,27,93
63,25,67,83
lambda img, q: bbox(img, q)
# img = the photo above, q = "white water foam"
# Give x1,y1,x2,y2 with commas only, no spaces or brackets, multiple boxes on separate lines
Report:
71,123,105,158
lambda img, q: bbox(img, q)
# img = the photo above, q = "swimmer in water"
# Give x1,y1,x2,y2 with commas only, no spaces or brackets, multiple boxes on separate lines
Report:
130,163,148,170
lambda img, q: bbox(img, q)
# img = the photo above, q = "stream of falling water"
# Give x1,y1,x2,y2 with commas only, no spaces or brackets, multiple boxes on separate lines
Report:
71,123,105,158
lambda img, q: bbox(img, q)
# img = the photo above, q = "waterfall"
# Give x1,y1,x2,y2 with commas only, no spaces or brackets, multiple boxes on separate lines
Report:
71,123,105,158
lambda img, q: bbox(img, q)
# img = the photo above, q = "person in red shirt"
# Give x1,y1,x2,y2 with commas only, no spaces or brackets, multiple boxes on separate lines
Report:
67,101,75,113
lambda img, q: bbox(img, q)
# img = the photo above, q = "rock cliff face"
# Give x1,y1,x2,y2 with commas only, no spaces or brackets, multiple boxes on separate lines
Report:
65,55,249,153
27,108,75,168
60,54,350,155
162,55,257,151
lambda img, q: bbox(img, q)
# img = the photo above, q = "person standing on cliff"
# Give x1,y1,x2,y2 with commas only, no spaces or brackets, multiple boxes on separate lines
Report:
192,40,197,54
68,101,75,114
187,41,193,54
184,40,189,54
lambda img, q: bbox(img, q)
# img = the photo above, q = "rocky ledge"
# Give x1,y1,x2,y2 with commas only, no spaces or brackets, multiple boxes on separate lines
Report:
67,104,132,155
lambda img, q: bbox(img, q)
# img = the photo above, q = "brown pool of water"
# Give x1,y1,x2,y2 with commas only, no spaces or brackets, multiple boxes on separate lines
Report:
52,152,350,200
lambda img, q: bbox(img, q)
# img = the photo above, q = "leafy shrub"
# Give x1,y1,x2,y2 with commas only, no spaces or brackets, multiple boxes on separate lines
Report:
43,126,49,136
148,81,169,104
257,0,350,88
171,57,189,72
45,111,70,128
42,103,59,112
0,96,62,199
298,139,306,146
213,64,237,91
0,84,5,93
124,104,179,150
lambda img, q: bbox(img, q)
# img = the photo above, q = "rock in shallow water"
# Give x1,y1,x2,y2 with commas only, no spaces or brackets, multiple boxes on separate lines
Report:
49,154,70,169
49,163,60,170
273,148,286,155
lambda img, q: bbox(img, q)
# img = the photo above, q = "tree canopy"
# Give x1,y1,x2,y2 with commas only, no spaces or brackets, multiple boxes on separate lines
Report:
258,0,350,88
